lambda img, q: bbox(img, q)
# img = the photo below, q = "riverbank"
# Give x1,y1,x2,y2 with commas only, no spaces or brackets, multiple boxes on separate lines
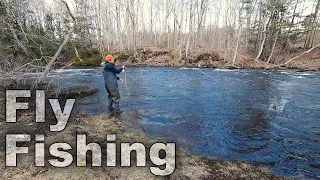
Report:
0,110,283,180
66,47,320,70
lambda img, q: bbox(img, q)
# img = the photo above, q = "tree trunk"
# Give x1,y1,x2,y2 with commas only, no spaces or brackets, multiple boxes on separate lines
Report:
39,29,72,83
305,0,320,48
267,32,278,63
232,27,242,66
254,15,269,62
282,43,320,65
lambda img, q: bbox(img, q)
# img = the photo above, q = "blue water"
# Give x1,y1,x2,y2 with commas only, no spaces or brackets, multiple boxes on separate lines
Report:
51,67,320,178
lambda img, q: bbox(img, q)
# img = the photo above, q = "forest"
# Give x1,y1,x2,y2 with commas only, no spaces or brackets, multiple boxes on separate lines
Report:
1,0,320,76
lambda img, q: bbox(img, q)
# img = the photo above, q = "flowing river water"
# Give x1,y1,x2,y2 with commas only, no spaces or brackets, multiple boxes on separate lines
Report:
51,67,319,178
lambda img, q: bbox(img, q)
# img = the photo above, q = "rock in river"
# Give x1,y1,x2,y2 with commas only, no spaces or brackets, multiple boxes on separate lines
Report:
51,84,99,98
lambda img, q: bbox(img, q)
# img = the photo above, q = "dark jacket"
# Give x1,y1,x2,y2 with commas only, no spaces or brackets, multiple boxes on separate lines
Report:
103,62,123,86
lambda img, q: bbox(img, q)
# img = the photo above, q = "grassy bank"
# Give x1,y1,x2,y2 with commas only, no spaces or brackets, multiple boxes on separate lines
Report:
0,111,283,180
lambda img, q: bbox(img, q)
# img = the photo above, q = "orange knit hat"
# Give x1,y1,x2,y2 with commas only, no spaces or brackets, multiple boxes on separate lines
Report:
106,55,114,61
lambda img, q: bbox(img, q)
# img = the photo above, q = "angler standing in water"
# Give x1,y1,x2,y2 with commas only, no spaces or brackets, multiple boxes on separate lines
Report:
103,55,125,116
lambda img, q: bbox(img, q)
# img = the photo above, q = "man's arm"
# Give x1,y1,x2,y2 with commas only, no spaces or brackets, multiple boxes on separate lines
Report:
111,65,123,74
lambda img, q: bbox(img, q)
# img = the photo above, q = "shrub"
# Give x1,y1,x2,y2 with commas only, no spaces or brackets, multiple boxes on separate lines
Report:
74,54,102,66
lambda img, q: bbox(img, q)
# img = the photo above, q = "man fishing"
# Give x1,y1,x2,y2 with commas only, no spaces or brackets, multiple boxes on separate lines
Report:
103,55,125,116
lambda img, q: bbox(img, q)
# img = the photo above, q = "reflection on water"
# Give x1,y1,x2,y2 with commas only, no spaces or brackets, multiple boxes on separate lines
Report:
51,67,320,178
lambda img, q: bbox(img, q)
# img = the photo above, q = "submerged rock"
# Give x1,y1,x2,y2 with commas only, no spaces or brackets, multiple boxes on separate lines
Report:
51,84,99,98
311,163,320,168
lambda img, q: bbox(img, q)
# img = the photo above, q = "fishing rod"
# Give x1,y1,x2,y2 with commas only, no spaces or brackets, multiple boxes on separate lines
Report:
121,69,130,99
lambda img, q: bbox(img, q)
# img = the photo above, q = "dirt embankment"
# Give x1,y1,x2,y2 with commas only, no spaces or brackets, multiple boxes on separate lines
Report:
116,47,320,70
113,47,242,69
67,46,320,70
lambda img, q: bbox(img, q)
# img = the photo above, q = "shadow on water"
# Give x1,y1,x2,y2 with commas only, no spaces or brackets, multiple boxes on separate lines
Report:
48,67,320,178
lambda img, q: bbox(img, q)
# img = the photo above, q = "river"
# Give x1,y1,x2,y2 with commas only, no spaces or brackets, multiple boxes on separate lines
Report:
51,67,320,178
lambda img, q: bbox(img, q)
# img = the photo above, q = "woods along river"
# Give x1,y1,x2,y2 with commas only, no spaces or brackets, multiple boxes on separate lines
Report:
50,67,319,178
